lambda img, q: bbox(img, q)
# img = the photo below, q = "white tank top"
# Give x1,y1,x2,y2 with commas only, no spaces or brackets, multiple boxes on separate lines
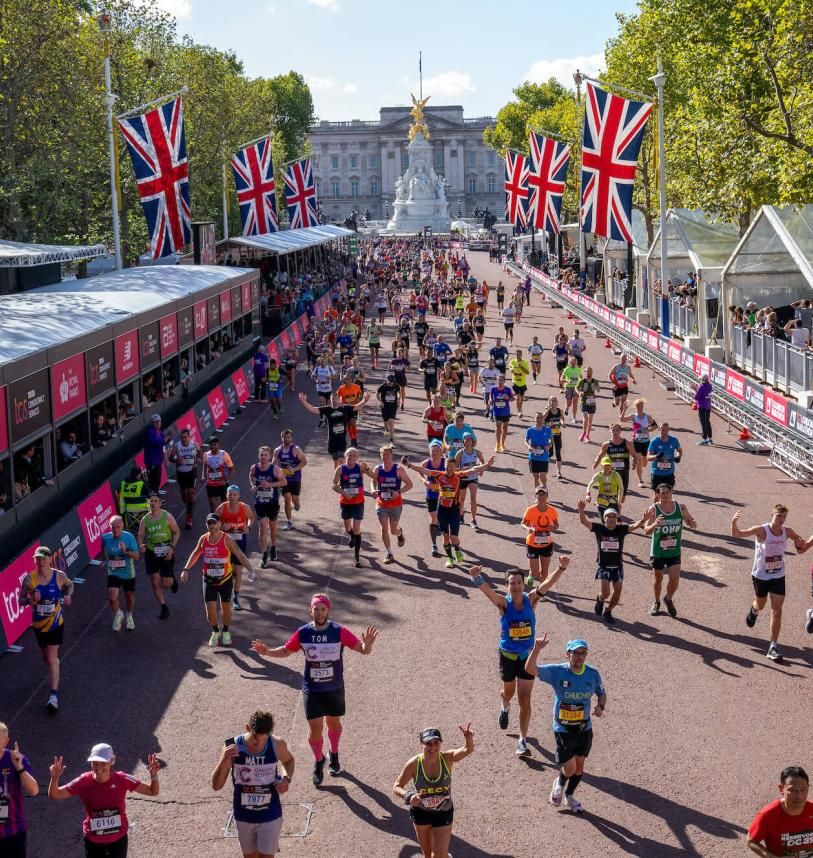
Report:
632,413,651,443
751,524,787,580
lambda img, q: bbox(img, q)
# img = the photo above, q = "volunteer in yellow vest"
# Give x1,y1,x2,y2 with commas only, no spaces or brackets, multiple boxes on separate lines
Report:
585,457,625,519
137,493,181,620
508,348,531,419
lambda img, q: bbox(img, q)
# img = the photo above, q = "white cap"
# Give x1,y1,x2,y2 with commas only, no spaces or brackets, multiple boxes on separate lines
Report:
87,743,114,763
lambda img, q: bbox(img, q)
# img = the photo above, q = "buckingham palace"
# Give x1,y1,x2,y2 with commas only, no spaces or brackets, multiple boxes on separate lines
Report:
309,105,503,222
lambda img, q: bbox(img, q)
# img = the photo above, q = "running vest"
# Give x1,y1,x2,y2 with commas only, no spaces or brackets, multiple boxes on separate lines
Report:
143,511,173,554
612,365,629,387
375,464,402,507
651,503,683,559
458,448,479,481
413,755,453,812
579,378,599,407
606,440,630,475
437,473,461,508
298,621,346,692
253,463,279,504
339,463,364,505
632,413,651,444
422,457,445,499
31,571,63,632
219,503,250,537
275,445,301,482
266,367,281,392
499,593,535,656
202,533,232,583
545,409,563,437
205,451,228,486
229,734,282,824
752,524,787,580
425,407,446,438
174,442,197,473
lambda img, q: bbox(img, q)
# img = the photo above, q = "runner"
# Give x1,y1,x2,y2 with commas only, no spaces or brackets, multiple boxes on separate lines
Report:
560,357,582,425
180,513,255,647
576,366,600,443
442,411,477,458
393,724,475,858
496,280,505,311
746,766,813,858
501,300,516,346
529,336,544,384
216,486,256,612
521,487,559,584
249,446,288,567
299,391,370,467
491,375,516,453
0,723,39,856
553,334,570,388
371,445,413,564
390,347,411,411
621,398,658,488
203,435,234,513
47,743,160,857
266,358,283,419
102,515,139,632
311,355,337,423
333,448,374,568
609,354,636,416
730,506,809,662
283,344,299,392
455,433,485,531
489,337,509,377
525,411,553,490
17,546,73,712
642,484,698,618
585,457,624,519
480,357,500,420
466,560,569,756
250,594,378,785
252,344,270,401
366,318,383,369
137,495,181,620
419,351,440,403
593,423,636,498
542,396,566,481
169,426,199,529
420,440,446,558
524,637,607,814
336,372,363,446
647,422,682,494
211,709,295,858
422,394,447,444
273,429,308,531
376,374,401,440
465,341,480,394
509,348,531,419
568,328,587,367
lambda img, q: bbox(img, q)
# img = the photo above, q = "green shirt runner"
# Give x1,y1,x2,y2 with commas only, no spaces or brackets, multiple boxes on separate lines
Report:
650,502,683,560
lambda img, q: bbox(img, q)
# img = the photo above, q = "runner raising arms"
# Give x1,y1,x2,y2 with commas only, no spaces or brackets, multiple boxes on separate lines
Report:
393,724,475,858
0,723,39,855
467,561,569,757
273,429,308,531
250,594,378,786
249,446,288,567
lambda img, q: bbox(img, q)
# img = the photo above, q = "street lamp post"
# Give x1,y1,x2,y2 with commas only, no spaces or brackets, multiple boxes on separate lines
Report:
99,11,122,270
649,58,668,332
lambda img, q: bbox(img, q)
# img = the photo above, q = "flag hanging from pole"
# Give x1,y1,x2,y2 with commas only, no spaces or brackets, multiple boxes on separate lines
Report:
526,131,570,235
580,81,652,241
118,96,191,259
283,157,319,229
231,136,278,236
504,150,529,228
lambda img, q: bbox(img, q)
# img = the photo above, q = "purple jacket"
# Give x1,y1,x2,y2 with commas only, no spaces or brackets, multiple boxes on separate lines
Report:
694,381,713,410
144,426,166,466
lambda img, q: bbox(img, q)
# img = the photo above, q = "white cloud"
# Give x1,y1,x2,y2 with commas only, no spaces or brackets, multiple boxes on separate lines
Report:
152,0,192,18
342,83,358,93
523,53,604,88
417,70,476,99
305,0,339,10
266,2,276,14
305,74,358,94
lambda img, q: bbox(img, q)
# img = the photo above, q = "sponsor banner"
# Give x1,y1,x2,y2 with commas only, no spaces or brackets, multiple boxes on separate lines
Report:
0,386,8,454
42,510,90,580
693,354,710,379
744,378,764,413
647,331,659,350
763,388,789,426
220,291,232,325
160,314,178,359
614,311,625,329
140,321,161,368
208,295,221,331
221,377,238,414
9,369,51,445
666,341,682,364
174,408,201,444
0,545,39,646
266,340,280,363
789,403,813,441
76,482,117,558
231,287,242,318
134,450,168,486
725,368,745,401
279,330,290,350
681,349,695,372
207,387,228,429
194,398,214,440
242,282,251,313
51,353,87,423
86,341,115,401
115,330,140,384
232,369,250,405
709,361,727,388
251,279,260,307
194,300,208,339
178,305,195,347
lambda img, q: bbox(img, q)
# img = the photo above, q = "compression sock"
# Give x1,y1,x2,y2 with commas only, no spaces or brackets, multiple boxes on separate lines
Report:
222,625,229,632
557,772,568,788
211,625,220,633
308,739,324,761
328,728,342,754
430,523,439,546
353,533,362,558
445,544,453,558
565,775,582,796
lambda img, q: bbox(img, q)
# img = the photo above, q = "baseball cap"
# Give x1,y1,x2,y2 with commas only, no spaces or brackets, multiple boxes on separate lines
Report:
33,546,52,558
87,743,114,763
227,485,240,494
535,485,549,495
150,414,161,422
565,639,589,653
428,439,443,448
601,456,613,466
419,728,443,744
206,513,220,524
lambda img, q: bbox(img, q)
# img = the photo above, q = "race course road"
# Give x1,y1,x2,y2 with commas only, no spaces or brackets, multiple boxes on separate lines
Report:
1,252,811,858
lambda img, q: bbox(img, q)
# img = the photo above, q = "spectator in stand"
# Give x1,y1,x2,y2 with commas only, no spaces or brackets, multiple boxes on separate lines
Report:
91,413,112,448
144,415,167,493
693,374,713,446
745,302,758,326
729,305,745,327
763,311,780,338
784,318,811,349
791,298,813,330
59,430,84,465
747,766,813,857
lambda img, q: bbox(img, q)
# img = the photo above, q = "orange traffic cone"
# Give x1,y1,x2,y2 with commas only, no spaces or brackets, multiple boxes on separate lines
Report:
739,426,751,441
633,355,641,368
604,337,612,349
567,310,574,320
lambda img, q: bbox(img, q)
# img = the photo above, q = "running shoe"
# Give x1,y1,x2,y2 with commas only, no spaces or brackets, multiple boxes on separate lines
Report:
312,758,325,786
454,548,464,563
208,631,220,647
46,693,59,713
397,530,406,547
283,520,293,531
470,519,480,532
579,433,586,443
159,604,170,620
648,600,660,616
261,550,269,569
498,709,509,730
526,574,537,589
566,795,585,814
328,752,341,776
515,738,530,757
638,480,646,488
445,558,455,568
112,610,124,632
248,569,257,583
354,559,362,568
604,609,615,624
384,554,395,564
125,614,135,631
549,777,564,807
664,597,678,618
806,608,813,634
232,595,242,612
746,607,758,628
594,596,604,616
556,473,564,480
431,546,441,558
221,631,232,646
767,644,783,663
269,546,278,562
696,439,710,446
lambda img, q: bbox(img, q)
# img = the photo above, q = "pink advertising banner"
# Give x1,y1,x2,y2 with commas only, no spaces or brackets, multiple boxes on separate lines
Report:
207,387,228,429
231,369,250,405
76,483,117,558
0,544,39,645
51,353,87,423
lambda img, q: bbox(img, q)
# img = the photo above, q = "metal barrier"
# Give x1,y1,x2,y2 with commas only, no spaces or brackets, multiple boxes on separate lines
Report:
668,296,698,337
731,326,813,397
507,261,813,481
607,277,627,308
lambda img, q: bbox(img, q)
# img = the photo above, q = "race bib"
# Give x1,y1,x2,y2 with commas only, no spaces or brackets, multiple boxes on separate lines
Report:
612,460,625,471
533,532,551,546
153,544,171,558
657,460,671,470
36,602,56,616
558,703,585,723
421,795,449,810
342,488,359,498
509,622,531,639
108,558,126,569
0,799,8,820
765,555,783,573
431,421,443,431
531,447,544,455
268,382,278,392
208,469,223,481
89,811,122,834
181,456,195,468
585,396,596,406
240,791,272,807
282,467,294,476
379,490,393,501
206,561,226,578
310,666,334,680
660,537,677,550
256,490,274,502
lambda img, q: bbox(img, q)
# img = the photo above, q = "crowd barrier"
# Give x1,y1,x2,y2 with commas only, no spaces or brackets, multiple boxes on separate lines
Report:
0,291,332,653
731,325,813,397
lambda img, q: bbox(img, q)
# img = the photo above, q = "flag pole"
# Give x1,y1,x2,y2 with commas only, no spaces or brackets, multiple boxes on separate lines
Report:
99,12,122,270
650,58,668,330
116,86,189,120
222,156,229,240
236,132,274,151
419,51,423,101
527,125,570,145
581,75,654,104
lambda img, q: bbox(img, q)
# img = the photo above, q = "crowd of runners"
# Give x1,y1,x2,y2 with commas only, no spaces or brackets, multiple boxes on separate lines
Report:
3,236,813,858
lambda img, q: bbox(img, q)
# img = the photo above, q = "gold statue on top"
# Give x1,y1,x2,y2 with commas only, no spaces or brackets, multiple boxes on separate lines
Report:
409,93,431,140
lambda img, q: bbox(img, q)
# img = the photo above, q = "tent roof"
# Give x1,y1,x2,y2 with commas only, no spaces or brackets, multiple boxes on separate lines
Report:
648,208,740,274
0,239,107,267
722,204,813,287
227,224,354,255
0,265,254,368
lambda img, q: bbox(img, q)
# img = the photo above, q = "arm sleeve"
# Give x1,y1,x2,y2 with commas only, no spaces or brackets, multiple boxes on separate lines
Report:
340,627,361,648
283,631,302,653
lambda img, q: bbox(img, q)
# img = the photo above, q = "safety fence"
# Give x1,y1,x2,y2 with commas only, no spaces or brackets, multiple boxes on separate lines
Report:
730,325,813,397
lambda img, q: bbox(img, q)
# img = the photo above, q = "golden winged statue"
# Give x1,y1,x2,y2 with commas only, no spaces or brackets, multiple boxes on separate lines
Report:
409,93,431,140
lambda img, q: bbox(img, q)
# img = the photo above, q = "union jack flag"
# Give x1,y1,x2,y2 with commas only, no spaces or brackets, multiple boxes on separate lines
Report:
283,157,319,229
580,81,652,242
118,96,191,259
231,136,278,236
526,132,570,235
504,149,529,228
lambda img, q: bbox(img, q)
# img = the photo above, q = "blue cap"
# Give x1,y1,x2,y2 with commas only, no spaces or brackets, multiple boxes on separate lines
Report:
428,439,443,448
565,639,589,653
227,484,240,494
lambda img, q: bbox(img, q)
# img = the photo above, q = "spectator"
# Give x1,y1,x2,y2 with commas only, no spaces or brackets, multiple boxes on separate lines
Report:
791,298,813,329
91,413,112,448
784,319,810,349
144,414,167,493
745,302,758,326
58,431,83,464
693,374,713,446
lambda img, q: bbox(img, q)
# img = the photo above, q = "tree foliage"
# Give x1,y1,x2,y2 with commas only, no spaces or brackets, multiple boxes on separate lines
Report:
0,0,315,260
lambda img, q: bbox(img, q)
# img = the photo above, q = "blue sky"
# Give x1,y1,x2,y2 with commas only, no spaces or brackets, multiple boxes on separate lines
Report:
156,0,640,120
